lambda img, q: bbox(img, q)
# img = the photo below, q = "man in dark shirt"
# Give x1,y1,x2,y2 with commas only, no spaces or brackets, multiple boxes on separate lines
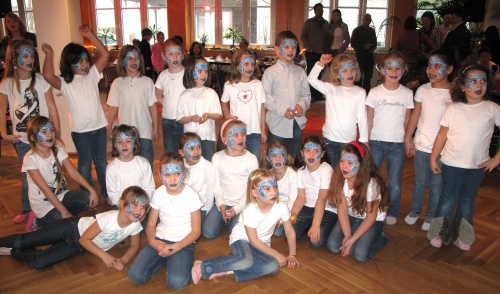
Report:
351,14,377,94
139,28,153,79
441,8,471,67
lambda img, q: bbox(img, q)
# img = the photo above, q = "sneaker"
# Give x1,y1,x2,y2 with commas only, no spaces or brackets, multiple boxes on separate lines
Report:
191,260,202,284
404,214,418,225
430,236,442,248
25,211,36,233
421,222,430,231
0,247,12,255
209,272,228,280
385,216,397,225
13,210,31,223
455,239,471,251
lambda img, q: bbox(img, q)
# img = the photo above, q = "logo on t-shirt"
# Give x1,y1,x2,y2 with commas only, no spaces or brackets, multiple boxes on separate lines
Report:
237,89,253,104
15,87,40,133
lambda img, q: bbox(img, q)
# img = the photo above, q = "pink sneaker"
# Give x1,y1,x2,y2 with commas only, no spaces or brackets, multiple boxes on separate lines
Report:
191,260,202,284
12,211,30,223
455,239,471,251
430,236,442,248
25,211,36,232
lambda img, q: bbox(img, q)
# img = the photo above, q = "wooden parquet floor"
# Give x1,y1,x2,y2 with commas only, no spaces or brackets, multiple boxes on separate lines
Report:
1,101,499,293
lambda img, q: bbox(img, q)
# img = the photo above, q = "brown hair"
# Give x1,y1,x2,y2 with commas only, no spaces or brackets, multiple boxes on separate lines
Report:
227,49,260,83
116,45,145,77
121,186,151,212
275,31,298,47
451,64,490,103
2,40,39,94
246,169,280,205
158,152,186,175
110,124,141,157
179,132,202,150
329,53,361,86
183,56,211,89
4,12,27,38
262,140,295,170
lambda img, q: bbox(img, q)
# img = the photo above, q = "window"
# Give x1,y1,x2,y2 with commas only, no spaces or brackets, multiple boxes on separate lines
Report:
193,0,273,46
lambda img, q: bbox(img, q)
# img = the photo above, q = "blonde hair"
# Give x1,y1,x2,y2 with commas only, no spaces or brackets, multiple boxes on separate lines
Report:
245,169,279,205
217,119,247,151
329,53,361,86
121,186,151,212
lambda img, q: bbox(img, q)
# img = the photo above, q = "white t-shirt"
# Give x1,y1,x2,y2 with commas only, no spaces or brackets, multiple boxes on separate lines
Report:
184,157,216,213
366,84,414,142
22,146,69,218
155,69,185,119
229,201,290,246
176,87,222,141
107,75,157,139
105,156,156,206
308,63,368,143
440,101,500,169
297,162,335,212
77,210,142,251
59,65,107,133
342,179,386,221
413,83,452,153
212,150,259,214
0,74,51,144
276,166,298,212
220,80,266,135
151,184,203,242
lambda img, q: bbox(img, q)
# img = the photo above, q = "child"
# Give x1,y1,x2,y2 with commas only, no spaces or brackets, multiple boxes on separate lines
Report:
0,186,149,270
155,38,185,153
327,142,390,261
127,152,202,290
106,125,155,208
178,132,216,223
22,116,98,230
202,119,259,238
42,25,109,201
221,49,267,162
290,136,336,247
263,141,298,237
307,53,368,167
191,169,299,284
263,31,311,158
366,51,414,225
0,39,60,227
107,45,158,167
404,48,458,231
177,56,222,161
428,64,500,251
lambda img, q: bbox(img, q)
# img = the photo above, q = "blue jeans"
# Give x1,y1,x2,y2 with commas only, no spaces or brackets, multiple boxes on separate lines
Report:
71,127,108,199
409,151,442,221
139,138,154,168
202,205,240,239
0,217,83,269
201,140,215,162
323,138,345,168
14,141,32,211
162,118,183,153
370,140,405,217
36,190,90,227
201,239,279,282
293,206,338,247
327,215,387,261
246,133,262,163
128,238,195,290
267,120,302,159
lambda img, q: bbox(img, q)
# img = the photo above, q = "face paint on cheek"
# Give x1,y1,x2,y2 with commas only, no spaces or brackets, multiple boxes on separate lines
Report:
17,47,35,66
341,153,359,173
36,122,54,143
114,132,135,153
384,60,404,77
338,62,356,81
166,47,182,65
280,39,297,56
303,143,322,159
126,203,134,214
464,73,487,89
193,62,208,80
183,139,201,158
258,179,277,199
268,148,287,166
161,165,184,187
123,51,139,68
226,126,246,147
239,57,255,74
428,56,448,78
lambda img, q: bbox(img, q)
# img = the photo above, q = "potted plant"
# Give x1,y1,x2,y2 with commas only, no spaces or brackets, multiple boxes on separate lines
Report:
199,33,208,49
223,27,244,49
97,27,116,47
149,24,162,43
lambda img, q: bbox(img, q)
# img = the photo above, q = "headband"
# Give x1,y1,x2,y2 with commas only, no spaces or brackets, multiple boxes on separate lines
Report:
220,118,234,138
348,141,365,158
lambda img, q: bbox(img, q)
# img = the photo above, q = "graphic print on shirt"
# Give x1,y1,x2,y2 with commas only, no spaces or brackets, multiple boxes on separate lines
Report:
100,230,125,244
15,87,40,133
46,160,67,197
237,89,253,104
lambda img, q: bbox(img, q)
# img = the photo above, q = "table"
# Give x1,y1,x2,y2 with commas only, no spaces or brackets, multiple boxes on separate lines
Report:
206,58,231,70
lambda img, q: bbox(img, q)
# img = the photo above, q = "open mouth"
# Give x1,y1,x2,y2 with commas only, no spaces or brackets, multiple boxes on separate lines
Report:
82,68,89,73
347,76,354,80
270,197,277,201
342,170,349,175
475,90,482,95
172,61,179,65
169,183,177,187
307,158,314,163
130,64,138,69
237,142,244,147
26,64,33,69
428,74,436,80
389,75,399,79
275,163,282,167
200,78,206,82
46,138,54,143
122,148,128,152
191,155,200,161
132,213,142,219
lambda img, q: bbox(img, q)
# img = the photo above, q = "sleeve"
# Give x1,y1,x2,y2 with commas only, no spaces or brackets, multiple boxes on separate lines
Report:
356,90,369,142
365,179,381,202
370,29,377,48
204,163,216,214
220,82,231,103
0,77,10,94
142,159,156,198
105,162,121,204
297,169,304,189
493,103,500,126
90,65,103,84
258,82,266,104
107,79,120,107
350,28,361,51
281,202,291,222
439,105,452,127
319,164,333,189
297,70,311,111
38,74,51,93
300,20,310,51
21,152,37,172
241,205,257,228
340,24,351,52
155,72,165,90
414,85,423,103
150,187,162,210
262,70,288,116
209,89,222,114
189,189,203,212
212,154,224,211
286,169,298,212
365,90,375,108
176,91,189,120
307,63,329,94
56,146,69,162
147,78,158,106
406,90,415,109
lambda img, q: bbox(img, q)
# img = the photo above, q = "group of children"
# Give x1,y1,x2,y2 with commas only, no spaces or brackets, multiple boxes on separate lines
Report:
0,23,499,290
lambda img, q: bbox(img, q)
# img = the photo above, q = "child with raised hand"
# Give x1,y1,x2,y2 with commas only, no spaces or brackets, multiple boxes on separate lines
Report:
106,124,155,208
127,152,202,290
307,53,368,167
22,116,98,231
366,51,414,226
191,169,298,284
221,49,267,162
263,31,311,158
327,142,390,261
404,48,458,231
107,45,158,166
42,25,109,201
0,186,149,270
202,119,259,239
0,39,60,227
155,37,185,153
177,56,222,161
290,136,337,247
178,132,216,223
263,141,298,237
428,64,500,251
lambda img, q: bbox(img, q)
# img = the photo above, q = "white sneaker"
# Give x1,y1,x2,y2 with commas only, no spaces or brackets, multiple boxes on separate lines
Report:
385,216,397,225
0,247,12,255
404,214,419,225
421,222,430,231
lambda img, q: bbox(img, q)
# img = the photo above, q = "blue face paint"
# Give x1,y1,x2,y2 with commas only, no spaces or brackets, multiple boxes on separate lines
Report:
464,72,487,89
114,132,135,154
239,56,255,74
257,179,277,199
17,47,35,67
338,62,356,81
73,52,89,72
166,47,183,64
123,51,140,68
161,164,184,187
183,139,201,159
194,62,208,80
384,60,404,77
126,203,134,214
280,39,297,57
36,122,55,143
341,153,359,173
268,147,287,166
227,126,246,147
303,143,322,159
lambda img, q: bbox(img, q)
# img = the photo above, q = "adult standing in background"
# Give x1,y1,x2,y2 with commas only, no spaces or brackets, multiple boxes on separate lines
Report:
481,26,500,66
151,31,165,82
420,11,444,49
139,28,153,79
438,13,452,42
441,7,471,66
0,12,37,63
351,14,377,94
300,3,329,102
327,9,350,56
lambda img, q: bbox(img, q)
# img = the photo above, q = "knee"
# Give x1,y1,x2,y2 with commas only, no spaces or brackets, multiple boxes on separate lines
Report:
167,274,190,290
201,227,219,239
352,247,370,262
127,268,147,285
266,259,280,275
30,259,49,270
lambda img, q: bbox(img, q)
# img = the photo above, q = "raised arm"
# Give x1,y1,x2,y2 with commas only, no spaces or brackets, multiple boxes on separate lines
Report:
41,43,62,90
79,26,109,74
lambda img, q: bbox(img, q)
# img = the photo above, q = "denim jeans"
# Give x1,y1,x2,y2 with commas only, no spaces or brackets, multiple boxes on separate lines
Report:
36,190,90,227
201,140,215,162
292,206,338,247
267,120,302,159
409,151,442,221
139,138,154,168
162,118,183,153
201,239,279,282
327,215,387,261
128,238,195,290
323,138,346,168
71,127,108,199
0,217,83,269
14,141,32,211
202,205,240,239
246,133,262,163
370,140,405,218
